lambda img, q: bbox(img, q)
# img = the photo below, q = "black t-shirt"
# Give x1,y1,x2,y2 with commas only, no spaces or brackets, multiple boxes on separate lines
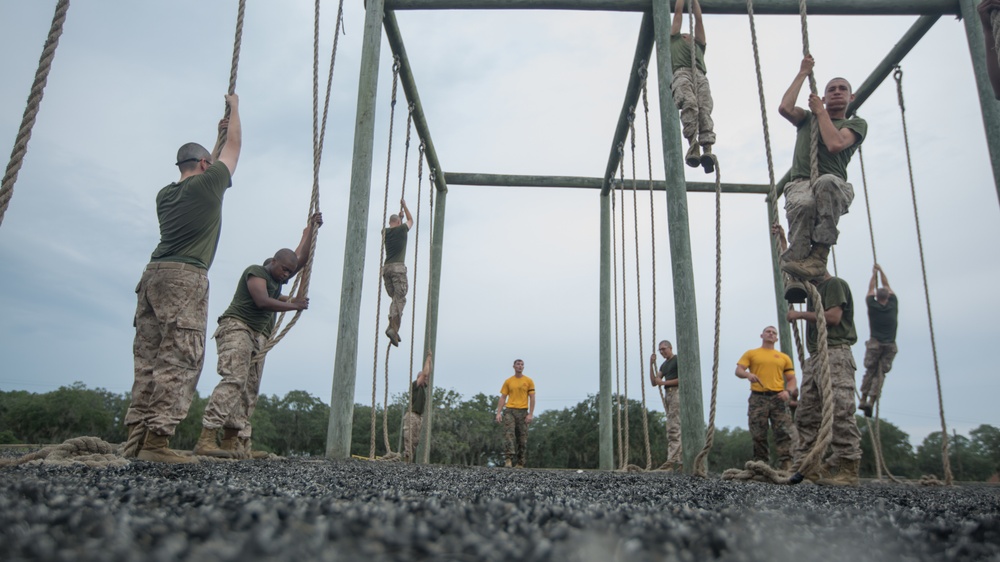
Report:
867,294,898,343
384,224,409,264
410,380,427,415
660,356,678,382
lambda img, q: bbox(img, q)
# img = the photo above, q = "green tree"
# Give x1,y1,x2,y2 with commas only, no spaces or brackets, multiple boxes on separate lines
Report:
916,431,993,482
706,426,754,471
858,416,918,478
970,424,1000,476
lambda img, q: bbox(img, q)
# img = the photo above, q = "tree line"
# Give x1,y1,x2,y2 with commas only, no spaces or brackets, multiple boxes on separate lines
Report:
1,383,998,481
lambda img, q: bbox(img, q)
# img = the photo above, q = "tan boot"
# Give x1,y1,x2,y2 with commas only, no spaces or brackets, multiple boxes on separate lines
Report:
859,396,873,418
817,458,860,486
781,244,830,280
137,433,198,464
194,427,232,458
239,437,270,459
685,144,701,168
385,315,401,347
504,458,513,468
700,144,715,174
220,428,241,458
783,274,808,304
789,462,831,484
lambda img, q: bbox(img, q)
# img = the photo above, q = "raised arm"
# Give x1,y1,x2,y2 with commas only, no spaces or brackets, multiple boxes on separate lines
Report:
671,0,684,35
400,199,414,229
867,265,879,297
692,0,705,46
779,56,812,126
649,354,660,386
293,212,324,275
807,93,861,154
248,276,307,312
876,264,893,295
216,93,242,176
771,223,788,254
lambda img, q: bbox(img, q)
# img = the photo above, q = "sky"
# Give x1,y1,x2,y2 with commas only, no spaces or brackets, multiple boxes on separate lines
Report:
1,1,997,452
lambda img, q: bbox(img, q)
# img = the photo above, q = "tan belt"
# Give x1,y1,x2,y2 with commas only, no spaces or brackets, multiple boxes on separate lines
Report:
146,261,206,275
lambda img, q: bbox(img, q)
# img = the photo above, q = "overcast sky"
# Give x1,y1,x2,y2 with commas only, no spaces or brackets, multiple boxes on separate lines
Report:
1,1,997,451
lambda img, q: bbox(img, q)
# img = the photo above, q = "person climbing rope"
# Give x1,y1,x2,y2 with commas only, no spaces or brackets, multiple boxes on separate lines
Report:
778,56,867,281
859,263,899,418
669,0,716,174
978,0,1000,99
495,359,535,469
735,326,798,471
125,94,242,464
649,340,683,471
382,198,413,346
402,350,433,463
194,213,322,459
787,271,862,487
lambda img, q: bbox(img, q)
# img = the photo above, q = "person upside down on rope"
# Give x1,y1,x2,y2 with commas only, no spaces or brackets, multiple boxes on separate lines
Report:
402,350,433,463
735,326,798,472
382,198,413,346
194,213,322,459
859,263,899,418
125,94,242,464
778,56,867,280
669,0,716,174
650,340,683,471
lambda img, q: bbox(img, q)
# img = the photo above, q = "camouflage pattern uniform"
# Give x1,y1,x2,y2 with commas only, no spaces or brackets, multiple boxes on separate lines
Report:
382,262,408,322
661,387,683,466
503,408,529,466
748,392,794,466
794,346,862,463
202,317,268,433
782,176,854,262
402,411,423,463
860,339,897,402
671,67,716,148
126,263,209,436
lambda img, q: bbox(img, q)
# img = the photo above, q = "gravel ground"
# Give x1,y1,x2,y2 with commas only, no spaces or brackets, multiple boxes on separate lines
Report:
1,458,999,562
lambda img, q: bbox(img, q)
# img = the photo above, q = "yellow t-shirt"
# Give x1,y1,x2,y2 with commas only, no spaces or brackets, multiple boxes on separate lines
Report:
501,375,535,409
737,347,794,393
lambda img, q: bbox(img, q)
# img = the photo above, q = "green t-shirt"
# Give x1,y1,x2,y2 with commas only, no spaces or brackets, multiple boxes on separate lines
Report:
660,355,679,382
790,111,866,181
806,277,857,354
221,264,281,336
410,380,428,416
867,294,898,343
670,33,706,74
384,224,409,264
150,161,232,270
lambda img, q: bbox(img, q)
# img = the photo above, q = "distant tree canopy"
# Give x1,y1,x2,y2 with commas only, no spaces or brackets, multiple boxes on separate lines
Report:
0,383,995,480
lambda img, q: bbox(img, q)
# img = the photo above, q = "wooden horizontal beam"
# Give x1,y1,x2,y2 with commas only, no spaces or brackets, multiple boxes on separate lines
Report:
444,172,770,193
384,0,960,16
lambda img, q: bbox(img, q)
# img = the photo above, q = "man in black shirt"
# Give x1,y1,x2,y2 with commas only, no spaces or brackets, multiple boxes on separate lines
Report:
859,264,898,417
650,340,682,470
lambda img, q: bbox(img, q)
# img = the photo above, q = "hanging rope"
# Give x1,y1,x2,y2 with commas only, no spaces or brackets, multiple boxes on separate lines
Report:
0,0,70,228
616,143,638,470
798,0,820,188
611,178,625,470
262,0,345,356
402,143,427,461
212,0,246,160
368,57,402,460
857,147,878,265
893,67,953,485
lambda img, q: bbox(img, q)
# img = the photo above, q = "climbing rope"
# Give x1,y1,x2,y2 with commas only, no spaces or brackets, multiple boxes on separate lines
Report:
401,142,427,462
798,0,820,188
1,436,279,468
616,143,638,471
212,0,245,160
0,0,70,228
369,57,402,460
792,282,834,478
262,0,345,356
893,66,953,485
857,147,878,265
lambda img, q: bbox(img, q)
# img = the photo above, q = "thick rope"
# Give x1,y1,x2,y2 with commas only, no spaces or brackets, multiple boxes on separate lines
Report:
855,388,904,484
893,67,953,485
403,143,426,460
857,147,878,265
611,182,625,470
617,144,638,471
0,0,70,228
627,107,653,472
798,0,820,187
693,154,722,477
0,436,284,468
369,57,401,460
212,0,245,160
792,282,834,478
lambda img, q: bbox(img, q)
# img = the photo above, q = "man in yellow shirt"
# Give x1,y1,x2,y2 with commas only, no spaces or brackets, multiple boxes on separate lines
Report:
735,326,798,471
495,359,536,468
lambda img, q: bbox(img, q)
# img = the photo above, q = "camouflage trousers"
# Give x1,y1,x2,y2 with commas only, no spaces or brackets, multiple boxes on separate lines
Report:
671,67,716,147
502,408,529,466
860,339,898,401
782,175,855,262
748,392,794,466
381,262,408,322
661,387,683,465
126,264,209,437
202,317,268,438
794,346,862,464
402,411,423,463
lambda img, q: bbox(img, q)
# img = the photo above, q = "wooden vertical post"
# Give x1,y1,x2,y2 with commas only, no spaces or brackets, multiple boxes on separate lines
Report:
416,185,448,464
650,0,706,473
959,0,1000,207
326,0,387,459
599,191,613,470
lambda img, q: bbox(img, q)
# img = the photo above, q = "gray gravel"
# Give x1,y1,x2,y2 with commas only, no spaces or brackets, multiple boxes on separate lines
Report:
1,459,998,561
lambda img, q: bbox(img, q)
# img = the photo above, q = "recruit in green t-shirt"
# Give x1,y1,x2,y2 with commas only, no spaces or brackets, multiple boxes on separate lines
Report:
384,224,409,264
790,111,867,181
409,380,428,416
806,277,858,354
669,33,707,74
867,294,898,343
220,264,282,336
150,161,232,270
660,355,678,382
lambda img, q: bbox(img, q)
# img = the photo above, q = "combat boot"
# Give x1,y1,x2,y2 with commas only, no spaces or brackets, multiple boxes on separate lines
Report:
859,396,873,418
685,144,701,168
194,427,232,458
789,462,831,484
385,315,401,347
239,437,270,459
817,458,860,487
220,428,241,458
137,433,198,464
784,275,808,304
700,144,715,174
781,244,830,280
504,458,513,468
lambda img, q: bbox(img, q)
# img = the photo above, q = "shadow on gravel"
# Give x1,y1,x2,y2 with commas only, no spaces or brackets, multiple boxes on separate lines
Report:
1,459,998,561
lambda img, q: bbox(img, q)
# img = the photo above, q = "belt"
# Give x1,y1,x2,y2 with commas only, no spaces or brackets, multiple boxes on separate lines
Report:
146,261,206,274
751,390,782,396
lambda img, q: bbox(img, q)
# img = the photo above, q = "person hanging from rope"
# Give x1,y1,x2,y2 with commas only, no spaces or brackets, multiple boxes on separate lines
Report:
402,350,434,463
778,56,867,281
786,264,862,487
669,0,716,174
735,326,798,472
383,198,414,347
194,213,322,459
495,359,536,469
978,0,1000,99
859,263,899,418
124,94,242,464
650,340,683,471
